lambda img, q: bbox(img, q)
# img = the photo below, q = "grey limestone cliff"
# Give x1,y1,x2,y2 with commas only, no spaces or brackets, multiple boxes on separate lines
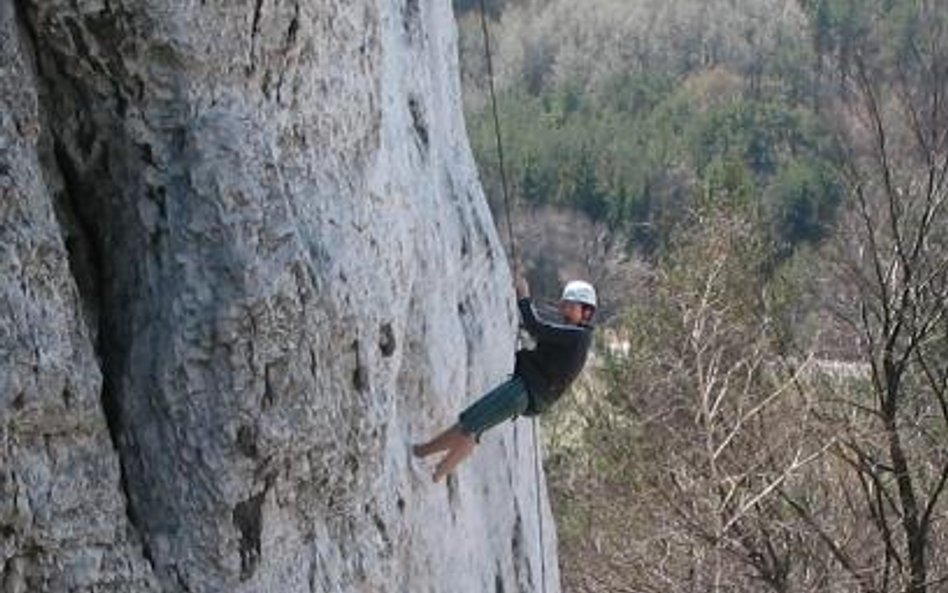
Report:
0,1,558,591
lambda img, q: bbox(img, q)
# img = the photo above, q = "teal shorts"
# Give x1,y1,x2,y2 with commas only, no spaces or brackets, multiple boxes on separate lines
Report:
458,376,529,437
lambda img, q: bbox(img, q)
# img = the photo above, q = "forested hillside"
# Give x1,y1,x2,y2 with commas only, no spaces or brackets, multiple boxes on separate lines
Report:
459,0,838,268
455,1,948,591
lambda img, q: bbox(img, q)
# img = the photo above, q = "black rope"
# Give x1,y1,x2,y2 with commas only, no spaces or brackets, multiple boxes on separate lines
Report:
530,417,548,593
477,0,518,270
477,4,548,593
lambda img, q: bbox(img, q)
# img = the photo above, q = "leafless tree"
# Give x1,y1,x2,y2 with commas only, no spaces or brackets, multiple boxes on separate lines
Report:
548,206,838,593
785,3,948,592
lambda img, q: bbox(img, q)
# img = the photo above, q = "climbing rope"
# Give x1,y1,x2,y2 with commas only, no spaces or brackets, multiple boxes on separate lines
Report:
476,3,548,593
529,418,548,593
477,0,517,269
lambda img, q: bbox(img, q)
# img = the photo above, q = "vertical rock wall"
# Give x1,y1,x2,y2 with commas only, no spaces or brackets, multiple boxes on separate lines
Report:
1,1,558,592
0,3,159,591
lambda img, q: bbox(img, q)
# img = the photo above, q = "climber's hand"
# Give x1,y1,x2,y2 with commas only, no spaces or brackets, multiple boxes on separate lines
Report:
515,275,530,299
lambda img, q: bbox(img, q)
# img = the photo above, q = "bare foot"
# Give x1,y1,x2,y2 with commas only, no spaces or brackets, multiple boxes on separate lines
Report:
413,425,477,482
432,432,476,482
413,425,465,458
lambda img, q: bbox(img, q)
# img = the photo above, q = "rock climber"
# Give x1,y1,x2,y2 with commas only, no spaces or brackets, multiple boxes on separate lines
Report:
413,275,597,482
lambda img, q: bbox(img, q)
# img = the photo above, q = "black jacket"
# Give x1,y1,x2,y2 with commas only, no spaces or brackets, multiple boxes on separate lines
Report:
514,298,594,414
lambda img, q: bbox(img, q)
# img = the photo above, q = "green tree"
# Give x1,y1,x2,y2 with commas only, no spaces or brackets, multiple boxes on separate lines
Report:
767,159,842,252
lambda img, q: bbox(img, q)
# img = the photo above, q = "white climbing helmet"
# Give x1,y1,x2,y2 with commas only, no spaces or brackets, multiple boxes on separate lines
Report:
561,280,597,308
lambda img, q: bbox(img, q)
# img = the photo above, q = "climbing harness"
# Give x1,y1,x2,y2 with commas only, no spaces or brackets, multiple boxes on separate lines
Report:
476,3,548,592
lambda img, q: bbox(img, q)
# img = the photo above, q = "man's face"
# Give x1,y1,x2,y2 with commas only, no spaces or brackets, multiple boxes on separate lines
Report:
558,300,585,324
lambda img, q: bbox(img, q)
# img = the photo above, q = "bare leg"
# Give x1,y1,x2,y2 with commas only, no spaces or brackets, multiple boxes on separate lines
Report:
432,433,476,482
413,424,477,482
413,425,467,458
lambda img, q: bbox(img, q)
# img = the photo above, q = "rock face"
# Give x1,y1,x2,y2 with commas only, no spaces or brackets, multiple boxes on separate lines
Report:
1,1,558,592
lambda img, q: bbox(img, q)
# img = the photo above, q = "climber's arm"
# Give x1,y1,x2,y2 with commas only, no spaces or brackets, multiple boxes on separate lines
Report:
517,298,585,345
